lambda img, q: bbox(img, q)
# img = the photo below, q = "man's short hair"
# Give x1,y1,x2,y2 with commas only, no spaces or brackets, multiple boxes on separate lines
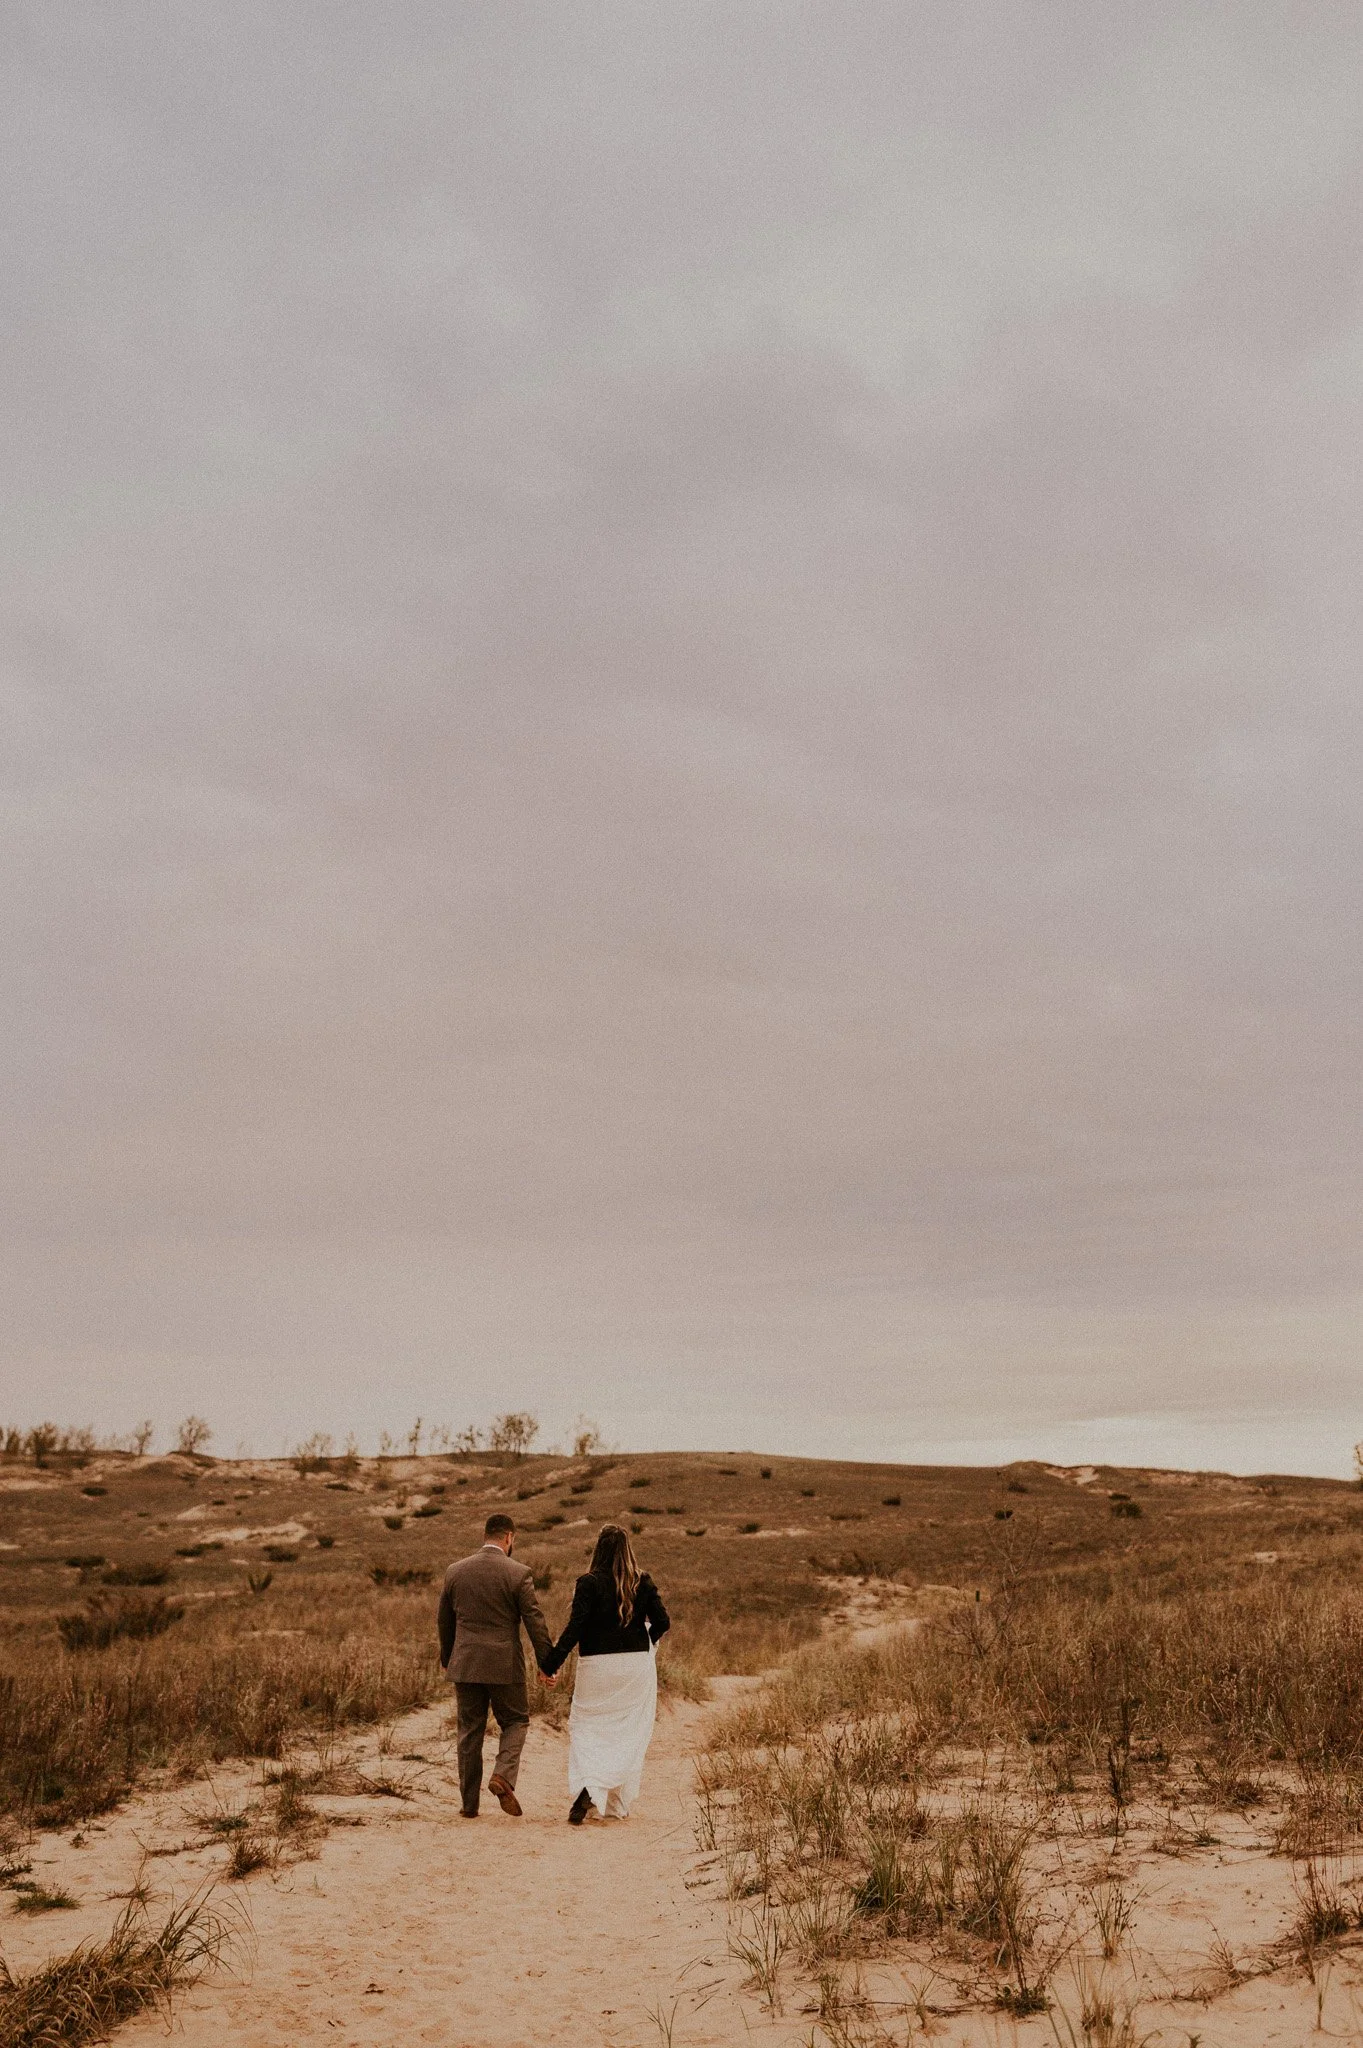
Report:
484,1512,516,1539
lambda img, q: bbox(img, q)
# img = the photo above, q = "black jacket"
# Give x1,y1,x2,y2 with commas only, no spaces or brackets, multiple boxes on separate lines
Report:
543,1569,670,1675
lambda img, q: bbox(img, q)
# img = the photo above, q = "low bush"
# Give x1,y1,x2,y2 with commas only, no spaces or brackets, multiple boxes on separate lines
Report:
57,1596,186,1654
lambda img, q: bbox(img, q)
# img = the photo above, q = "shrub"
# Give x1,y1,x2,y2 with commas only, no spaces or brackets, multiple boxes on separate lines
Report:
57,1596,186,1653
292,1434,334,1475
102,1563,171,1588
488,1412,538,1457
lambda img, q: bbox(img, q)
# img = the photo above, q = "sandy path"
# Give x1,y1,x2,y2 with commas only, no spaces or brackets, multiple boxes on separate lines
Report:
10,1590,1359,2046
5,1683,801,2048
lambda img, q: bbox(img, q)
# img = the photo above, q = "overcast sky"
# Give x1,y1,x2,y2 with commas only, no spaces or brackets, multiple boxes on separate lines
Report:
3,4,1361,1472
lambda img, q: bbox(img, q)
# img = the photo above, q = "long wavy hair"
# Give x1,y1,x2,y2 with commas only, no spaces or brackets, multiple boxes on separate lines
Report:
590,1523,641,1627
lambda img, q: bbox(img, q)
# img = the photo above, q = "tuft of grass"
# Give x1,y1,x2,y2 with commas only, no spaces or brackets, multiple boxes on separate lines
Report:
225,1827,276,1879
1046,1965,1161,2048
190,1808,253,1840
261,1546,297,1564
62,1557,105,1572
369,1565,432,1587
100,1563,171,1588
728,1905,786,2013
1086,1879,1141,1960
10,1881,79,1914
1290,1852,1353,1961
0,1888,231,2046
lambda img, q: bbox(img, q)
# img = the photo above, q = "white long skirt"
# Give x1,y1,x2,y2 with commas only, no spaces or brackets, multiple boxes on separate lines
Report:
566,1645,657,1818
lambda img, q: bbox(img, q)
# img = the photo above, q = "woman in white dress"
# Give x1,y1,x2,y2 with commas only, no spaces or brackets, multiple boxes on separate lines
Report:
541,1525,670,1823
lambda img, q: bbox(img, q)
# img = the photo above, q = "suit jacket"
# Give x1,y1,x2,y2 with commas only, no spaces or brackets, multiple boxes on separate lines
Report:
437,1544,554,1694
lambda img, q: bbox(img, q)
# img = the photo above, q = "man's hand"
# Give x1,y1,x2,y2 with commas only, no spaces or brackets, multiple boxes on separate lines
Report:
540,1670,558,1688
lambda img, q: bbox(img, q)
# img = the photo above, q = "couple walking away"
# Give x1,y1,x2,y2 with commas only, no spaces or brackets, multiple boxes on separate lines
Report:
437,1514,670,1824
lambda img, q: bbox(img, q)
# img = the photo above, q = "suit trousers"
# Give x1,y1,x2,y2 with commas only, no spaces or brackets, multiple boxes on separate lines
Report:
454,1681,530,1813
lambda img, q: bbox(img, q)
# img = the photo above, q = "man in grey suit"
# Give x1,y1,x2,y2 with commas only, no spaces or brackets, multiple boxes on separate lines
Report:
437,1512,556,1817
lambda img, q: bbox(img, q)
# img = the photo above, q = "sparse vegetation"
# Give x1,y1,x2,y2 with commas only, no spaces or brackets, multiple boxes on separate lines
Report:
695,1461,1363,2030
0,1885,231,2045
9,1881,78,1914
487,1411,538,1457
173,1416,213,1457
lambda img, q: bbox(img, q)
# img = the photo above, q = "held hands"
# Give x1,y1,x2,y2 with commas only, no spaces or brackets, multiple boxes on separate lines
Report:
540,1669,559,1688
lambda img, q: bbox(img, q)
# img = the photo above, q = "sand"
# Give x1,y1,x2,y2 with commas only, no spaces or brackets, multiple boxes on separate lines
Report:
2,1681,793,2048
5,1622,1363,2046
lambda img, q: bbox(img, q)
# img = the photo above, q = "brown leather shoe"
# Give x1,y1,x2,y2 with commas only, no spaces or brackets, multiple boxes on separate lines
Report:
488,1774,522,1817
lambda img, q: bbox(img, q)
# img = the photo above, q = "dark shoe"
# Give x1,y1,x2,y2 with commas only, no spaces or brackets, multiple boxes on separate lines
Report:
488,1774,523,1817
568,1786,593,1826
461,1807,479,1819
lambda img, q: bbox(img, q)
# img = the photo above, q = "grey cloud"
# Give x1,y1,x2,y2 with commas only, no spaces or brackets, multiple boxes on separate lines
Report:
3,4,1361,1469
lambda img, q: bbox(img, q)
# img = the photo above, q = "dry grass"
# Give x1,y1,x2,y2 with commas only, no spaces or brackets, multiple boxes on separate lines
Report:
0,1594,433,1827
699,1499,1363,2028
0,1886,231,2047
0,1444,846,1829
719,1562,1363,1776
5,1441,1363,1856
